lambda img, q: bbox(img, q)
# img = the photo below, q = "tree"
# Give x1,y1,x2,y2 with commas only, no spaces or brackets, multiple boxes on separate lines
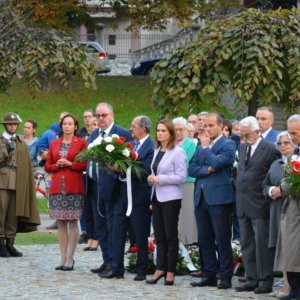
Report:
100,0,242,31
151,9,300,117
0,0,96,93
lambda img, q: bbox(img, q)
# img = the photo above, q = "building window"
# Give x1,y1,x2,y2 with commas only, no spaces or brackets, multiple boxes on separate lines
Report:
108,35,116,46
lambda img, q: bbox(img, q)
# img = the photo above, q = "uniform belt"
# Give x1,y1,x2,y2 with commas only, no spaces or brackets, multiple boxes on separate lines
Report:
0,164,17,170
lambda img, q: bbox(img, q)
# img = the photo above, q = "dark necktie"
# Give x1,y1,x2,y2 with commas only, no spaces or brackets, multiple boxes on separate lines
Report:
134,141,140,151
100,131,105,138
245,145,252,166
294,147,300,155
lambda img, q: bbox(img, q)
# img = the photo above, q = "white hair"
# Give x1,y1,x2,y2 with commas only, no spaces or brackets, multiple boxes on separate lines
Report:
287,114,300,128
239,116,259,132
173,117,188,127
276,130,296,149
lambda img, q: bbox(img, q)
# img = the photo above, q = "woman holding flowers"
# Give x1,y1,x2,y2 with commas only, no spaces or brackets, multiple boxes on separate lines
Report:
147,119,187,286
45,114,87,271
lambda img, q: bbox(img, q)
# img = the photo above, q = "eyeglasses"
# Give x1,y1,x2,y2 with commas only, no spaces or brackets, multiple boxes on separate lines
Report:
83,115,93,119
240,132,253,139
96,113,111,119
277,141,290,146
176,128,186,132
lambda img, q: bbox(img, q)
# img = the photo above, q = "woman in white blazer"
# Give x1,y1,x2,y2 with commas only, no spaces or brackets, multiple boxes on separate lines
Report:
146,119,187,286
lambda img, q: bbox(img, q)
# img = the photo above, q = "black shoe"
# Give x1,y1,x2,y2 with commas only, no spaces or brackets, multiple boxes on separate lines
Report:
279,296,293,300
99,270,124,279
190,277,217,287
146,272,165,284
62,260,75,271
78,233,88,244
254,286,272,294
5,238,22,257
91,263,107,274
218,278,232,289
190,271,203,278
0,238,10,257
235,284,257,292
134,274,146,281
55,265,64,271
164,280,174,286
238,277,247,283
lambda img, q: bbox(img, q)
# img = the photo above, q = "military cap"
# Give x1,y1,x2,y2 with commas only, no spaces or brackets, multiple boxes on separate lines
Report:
0,112,23,124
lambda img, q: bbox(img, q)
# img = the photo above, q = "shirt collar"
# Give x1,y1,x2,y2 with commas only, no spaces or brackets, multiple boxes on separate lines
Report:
136,134,149,148
2,131,16,140
99,122,114,136
261,127,272,139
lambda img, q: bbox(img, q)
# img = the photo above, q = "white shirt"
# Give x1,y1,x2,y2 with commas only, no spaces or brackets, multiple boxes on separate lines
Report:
261,127,273,139
136,134,149,151
248,137,262,158
2,131,16,140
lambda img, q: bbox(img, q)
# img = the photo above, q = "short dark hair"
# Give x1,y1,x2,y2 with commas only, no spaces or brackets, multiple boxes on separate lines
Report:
155,119,176,149
59,113,79,136
222,119,232,137
25,119,38,136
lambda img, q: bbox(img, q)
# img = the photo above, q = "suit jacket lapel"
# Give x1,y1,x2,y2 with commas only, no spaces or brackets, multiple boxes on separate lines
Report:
247,139,264,167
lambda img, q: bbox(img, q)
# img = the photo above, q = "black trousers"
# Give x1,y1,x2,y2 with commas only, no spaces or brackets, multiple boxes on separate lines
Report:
152,196,181,273
287,272,300,298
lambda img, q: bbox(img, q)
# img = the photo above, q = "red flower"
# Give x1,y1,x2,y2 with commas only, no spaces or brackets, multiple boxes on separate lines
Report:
291,160,300,174
120,137,126,141
130,151,138,160
129,246,138,253
116,138,124,145
126,142,134,149
148,244,155,252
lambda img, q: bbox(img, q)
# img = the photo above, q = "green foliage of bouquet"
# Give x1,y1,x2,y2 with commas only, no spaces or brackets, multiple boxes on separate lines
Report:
76,134,144,178
284,155,300,197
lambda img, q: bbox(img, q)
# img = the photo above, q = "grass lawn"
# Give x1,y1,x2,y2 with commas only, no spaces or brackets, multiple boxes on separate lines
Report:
37,198,49,214
15,231,58,245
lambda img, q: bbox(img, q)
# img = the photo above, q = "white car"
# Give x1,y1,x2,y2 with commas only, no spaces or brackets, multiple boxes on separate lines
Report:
78,41,110,73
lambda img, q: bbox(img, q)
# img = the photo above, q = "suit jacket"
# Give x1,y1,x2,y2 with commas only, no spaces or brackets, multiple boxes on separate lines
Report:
150,146,187,202
87,123,132,202
189,135,236,207
264,128,278,144
45,136,87,194
236,139,281,219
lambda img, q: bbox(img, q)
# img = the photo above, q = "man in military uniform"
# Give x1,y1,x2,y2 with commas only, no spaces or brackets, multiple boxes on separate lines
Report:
0,112,40,257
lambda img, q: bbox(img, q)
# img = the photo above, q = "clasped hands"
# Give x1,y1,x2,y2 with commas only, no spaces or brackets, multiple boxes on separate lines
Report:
147,175,159,185
56,158,72,169
270,186,281,200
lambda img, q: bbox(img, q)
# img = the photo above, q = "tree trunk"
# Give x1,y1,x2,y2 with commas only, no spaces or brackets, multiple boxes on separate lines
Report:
247,96,258,116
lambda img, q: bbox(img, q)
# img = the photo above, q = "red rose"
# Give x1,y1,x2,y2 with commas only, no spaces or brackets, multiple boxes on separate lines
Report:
291,160,300,174
129,246,138,253
126,142,134,149
148,244,155,252
116,138,124,145
130,151,138,160
120,137,126,141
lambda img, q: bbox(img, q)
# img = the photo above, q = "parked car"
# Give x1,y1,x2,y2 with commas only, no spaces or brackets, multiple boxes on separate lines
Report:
131,58,161,75
77,41,110,73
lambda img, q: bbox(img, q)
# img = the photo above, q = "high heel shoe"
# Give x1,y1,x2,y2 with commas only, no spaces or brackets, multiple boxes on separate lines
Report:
146,272,165,284
62,260,75,271
89,240,99,251
55,265,64,271
164,280,174,286
84,239,93,251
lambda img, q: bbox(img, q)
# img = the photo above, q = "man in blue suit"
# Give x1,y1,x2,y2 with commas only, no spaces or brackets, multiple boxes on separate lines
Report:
256,107,278,143
189,113,236,289
100,116,154,280
86,103,132,275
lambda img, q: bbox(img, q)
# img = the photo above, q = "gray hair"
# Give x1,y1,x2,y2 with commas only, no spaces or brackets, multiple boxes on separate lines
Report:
198,111,209,117
239,116,259,132
276,130,296,149
173,117,188,127
96,102,113,113
139,116,151,133
287,114,300,128
83,109,95,117
257,106,274,120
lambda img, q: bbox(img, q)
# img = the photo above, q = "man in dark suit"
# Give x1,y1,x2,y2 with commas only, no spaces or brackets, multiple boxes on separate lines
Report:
86,103,132,275
256,106,278,143
100,116,154,280
189,113,236,289
235,116,281,294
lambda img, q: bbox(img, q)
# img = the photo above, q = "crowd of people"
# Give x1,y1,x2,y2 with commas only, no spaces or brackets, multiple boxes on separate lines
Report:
0,104,299,300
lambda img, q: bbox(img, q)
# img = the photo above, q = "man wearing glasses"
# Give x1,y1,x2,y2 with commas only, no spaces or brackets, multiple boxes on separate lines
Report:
86,102,132,277
235,116,281,294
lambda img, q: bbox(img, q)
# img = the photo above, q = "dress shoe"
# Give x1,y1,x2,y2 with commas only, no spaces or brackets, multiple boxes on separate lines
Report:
6,238,22,257
134,274,146,281
279,295,293,300
235,284,257,292
218,278,232,289
146,272,165,284
89,240,99,251
78,233,88,244
238,277,247,283
190,271,203,278
62,260,75,271
190,277,217,287
91,263,107,274
99,270,124,279
55,265,64,271
164,280,174,286
254,286,272,294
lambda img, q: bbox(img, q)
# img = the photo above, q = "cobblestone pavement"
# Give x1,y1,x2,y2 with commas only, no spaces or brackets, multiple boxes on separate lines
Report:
0,215,280,300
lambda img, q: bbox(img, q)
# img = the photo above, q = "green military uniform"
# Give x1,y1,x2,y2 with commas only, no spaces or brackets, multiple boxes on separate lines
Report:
0,113,40,257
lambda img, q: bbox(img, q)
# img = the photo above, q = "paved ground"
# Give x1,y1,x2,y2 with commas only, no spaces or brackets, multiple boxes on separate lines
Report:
0,215,281,300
